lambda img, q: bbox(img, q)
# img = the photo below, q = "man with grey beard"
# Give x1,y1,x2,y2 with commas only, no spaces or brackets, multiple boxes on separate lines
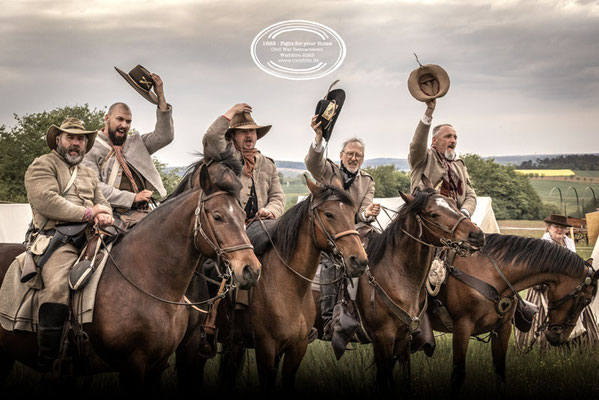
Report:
23,117,113,371
408,99,476,217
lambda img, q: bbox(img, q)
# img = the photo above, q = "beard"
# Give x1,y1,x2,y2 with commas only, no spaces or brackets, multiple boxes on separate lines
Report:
444,148,456,161
57,143,85,166
108,126,127,146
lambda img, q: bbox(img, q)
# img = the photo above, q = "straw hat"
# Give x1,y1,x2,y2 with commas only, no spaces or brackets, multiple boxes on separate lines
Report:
226,112,272,140
46,117,97,152
114,64,159,105
408,64,450,102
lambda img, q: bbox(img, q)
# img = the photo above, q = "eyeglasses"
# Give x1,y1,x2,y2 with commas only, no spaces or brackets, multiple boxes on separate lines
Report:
343,151,363,160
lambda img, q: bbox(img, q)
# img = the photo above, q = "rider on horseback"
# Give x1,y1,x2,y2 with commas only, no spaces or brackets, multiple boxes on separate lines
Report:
24,117,114,371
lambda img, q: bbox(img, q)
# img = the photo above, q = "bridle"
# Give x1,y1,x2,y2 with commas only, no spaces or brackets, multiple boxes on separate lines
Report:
193,190,254,280
544,262,597,335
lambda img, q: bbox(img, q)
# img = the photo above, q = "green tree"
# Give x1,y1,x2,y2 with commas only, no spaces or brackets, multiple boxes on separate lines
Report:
463,154,555,220
0,104,105,202
362,165,411,198
153,158,182,197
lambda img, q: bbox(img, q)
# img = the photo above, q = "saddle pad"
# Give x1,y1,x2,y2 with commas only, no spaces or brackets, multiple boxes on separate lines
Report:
246,219,277,256
0,246,111,332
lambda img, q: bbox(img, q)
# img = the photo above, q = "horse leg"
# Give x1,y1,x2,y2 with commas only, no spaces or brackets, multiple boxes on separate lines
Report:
254,340,279,392
451,321,472,394
395,337,412,396
281,340,308,391
491,322,511,397
0,354,14,387
373,338,397,392
218,341,246,389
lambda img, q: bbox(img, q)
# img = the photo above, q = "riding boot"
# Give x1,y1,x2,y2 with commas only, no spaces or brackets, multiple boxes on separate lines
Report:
319,254,340,341
37,302,68,371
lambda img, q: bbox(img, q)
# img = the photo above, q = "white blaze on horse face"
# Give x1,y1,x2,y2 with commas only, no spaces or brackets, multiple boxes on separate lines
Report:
435,197,458,215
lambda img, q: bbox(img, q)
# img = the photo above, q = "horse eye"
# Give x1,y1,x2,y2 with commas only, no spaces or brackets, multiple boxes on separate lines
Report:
325,212,334,219
430,213,439,219
213,213,223,221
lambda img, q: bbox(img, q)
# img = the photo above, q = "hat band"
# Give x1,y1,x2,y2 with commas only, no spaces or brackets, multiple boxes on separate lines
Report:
232,121,260,129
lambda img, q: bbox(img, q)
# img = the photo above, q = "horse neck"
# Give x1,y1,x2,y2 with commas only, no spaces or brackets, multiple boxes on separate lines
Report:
115,194,199,300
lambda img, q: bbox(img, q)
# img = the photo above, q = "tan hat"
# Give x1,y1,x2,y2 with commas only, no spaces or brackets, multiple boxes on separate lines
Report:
408,64,450,102
114,65,159,105
226,112,272,140
47,117,97,152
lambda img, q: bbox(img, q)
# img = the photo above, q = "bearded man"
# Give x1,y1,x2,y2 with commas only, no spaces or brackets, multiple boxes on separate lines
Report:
22,117,113,370
408,99,476,217
82,71,174,220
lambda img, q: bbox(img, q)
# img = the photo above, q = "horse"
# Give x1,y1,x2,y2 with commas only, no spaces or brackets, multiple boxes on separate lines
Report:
427,233,599,393
0,156,261,392
177,175,369,392
310,187,485,393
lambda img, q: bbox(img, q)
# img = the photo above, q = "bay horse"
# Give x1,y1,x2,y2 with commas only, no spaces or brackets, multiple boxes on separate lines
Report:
427,233,599,393
178,176,369,392
0,156,261,392
311,187,485,393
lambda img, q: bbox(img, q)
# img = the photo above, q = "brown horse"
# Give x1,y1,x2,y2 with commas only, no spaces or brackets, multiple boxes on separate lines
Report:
178,176,369,392
427,233,599,393
0,156,261,392
311,187,485,393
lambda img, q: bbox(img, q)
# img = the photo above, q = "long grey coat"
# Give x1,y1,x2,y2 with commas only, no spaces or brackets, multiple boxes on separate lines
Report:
408,121,476,215
82,106,174,209
304,142,375,224
202,116,285,218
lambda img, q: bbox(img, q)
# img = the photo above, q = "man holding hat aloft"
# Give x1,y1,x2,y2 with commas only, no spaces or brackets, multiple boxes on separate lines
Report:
407,64,476,217
306,83,380,341
202,103,285,220
23,117,113,370
83,65,174,223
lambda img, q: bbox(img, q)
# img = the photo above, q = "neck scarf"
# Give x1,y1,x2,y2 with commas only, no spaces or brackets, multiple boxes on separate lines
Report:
435,149,463,200
233,142,258,177
106,133,139,193
340,162,358,190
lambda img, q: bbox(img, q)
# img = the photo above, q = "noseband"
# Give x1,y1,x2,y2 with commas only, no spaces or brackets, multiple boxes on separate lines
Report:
193,190,254,279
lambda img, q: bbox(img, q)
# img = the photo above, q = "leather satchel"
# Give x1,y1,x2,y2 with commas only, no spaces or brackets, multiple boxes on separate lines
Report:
514,297,539,333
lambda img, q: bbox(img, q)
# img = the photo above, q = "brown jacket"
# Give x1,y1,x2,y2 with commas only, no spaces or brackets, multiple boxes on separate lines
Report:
304,142,375,223
25,151,111,230
408,121,476,215
202,116,285,218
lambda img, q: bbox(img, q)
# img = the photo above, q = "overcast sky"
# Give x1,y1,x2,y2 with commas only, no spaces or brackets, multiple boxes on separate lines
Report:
1,0,598,167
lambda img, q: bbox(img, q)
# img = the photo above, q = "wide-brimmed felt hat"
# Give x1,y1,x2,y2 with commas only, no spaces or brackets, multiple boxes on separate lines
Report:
226,112,272,140
544,214,572,227
314,80,345,142
47,117,97,152
408,63,450,102
114,65,159,105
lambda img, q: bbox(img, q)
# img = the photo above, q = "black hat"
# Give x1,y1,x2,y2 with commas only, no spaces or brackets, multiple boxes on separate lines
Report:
544,214,572,227
314,80,345,142
114,65,159,105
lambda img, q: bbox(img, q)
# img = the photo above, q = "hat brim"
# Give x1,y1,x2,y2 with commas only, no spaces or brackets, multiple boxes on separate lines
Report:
315,89,345,142
543,217,572,227
226,124,272,140
115,67,159,105
47,125,97,152
408,64,450,102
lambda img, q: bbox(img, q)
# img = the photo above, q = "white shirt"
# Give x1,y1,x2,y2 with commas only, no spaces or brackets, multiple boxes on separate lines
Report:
541,232,576,253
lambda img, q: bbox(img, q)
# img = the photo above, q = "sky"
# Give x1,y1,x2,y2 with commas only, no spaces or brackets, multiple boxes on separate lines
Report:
1,0,598,167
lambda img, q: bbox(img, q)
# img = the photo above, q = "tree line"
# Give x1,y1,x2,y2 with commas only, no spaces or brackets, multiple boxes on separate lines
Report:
517,154,599,170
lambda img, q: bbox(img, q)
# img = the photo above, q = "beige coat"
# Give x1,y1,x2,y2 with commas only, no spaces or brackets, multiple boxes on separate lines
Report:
202,116,285,218
304,143,375,223
25,151,111,230
408,121,476,215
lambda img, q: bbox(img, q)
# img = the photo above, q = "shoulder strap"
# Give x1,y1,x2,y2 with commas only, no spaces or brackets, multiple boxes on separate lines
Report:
37,165,78,232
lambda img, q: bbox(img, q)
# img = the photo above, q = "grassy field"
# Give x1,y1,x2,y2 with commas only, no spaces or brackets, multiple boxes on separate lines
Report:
529,180,599,216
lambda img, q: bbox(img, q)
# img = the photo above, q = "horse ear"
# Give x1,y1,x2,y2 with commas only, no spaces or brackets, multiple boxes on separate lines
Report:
199,163,213,193
399,190,414,204
304,173,319,195
421,175,434,189
329,174,344,190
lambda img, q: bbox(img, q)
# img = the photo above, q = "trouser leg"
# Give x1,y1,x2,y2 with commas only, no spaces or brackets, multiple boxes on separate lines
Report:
37,302,68,370
319,253,340,340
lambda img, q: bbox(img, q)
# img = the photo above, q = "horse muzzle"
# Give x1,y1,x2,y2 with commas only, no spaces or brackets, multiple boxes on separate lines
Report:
234,261,261,289
346,254,368,278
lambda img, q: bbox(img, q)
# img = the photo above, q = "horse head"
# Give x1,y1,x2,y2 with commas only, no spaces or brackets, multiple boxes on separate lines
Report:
544,260,599,345
305,175,368,278
399,187,485,252
193,161,261,289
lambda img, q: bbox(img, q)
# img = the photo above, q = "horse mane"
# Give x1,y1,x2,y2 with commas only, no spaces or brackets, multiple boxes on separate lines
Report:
366,187,437,267
166,146,243,201
266,184,354,262
482,234,586,279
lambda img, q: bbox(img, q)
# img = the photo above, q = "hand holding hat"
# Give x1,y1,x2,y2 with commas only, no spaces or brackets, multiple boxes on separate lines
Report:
314,80,345,142
115,65,167,109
